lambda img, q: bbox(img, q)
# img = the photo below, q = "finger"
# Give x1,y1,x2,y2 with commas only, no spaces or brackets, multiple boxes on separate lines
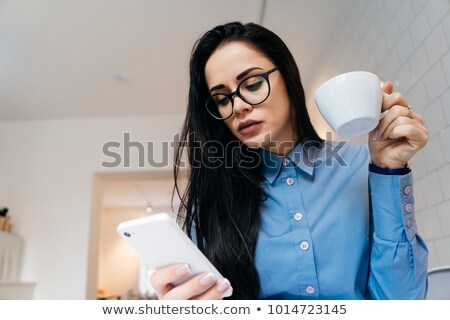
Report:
373,105,411,140
382,116,426,141
162,272,218,300
408,110,424,124
150,264,190,298
382,81,394,95
385,123,428,147
382,92,409,112
191,279,232,300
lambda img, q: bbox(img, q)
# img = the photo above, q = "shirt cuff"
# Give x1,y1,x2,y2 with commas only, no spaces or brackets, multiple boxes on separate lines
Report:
369,171,416,242
369,163,411,175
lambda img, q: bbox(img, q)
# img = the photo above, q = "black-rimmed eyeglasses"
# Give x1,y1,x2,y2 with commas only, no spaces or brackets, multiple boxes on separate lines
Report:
206,67,279,120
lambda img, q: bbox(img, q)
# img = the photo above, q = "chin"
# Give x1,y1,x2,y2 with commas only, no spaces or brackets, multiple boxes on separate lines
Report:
239,133,270,149
242,140,262,149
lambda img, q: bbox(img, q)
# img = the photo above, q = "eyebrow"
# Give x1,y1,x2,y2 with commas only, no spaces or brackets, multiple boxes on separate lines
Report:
209,67,263,93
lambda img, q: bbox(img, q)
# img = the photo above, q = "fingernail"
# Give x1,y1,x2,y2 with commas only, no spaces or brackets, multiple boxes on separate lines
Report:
175,264,190,276
372,130,380,141
200,272,216,286
217,279,231,292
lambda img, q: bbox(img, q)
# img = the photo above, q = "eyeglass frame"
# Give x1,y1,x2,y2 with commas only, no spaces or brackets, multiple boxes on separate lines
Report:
205,67,280,120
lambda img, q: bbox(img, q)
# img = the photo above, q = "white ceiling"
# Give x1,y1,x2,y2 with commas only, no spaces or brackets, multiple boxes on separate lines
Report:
0,0,344,121
1,0,346,209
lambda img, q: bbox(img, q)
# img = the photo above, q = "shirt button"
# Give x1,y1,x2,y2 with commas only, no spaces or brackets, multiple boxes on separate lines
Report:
405,203,412,213
404,185,412,195
283,158,290,166
286,177,295,186
300,241,310,251
305,286,315,294
406,218,413,228
295,213,303,221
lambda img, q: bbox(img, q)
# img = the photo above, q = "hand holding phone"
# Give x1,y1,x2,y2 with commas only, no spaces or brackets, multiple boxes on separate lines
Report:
149,263,232,299
117,212,233,298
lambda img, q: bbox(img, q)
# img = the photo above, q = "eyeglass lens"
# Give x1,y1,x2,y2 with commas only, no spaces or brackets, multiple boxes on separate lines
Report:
206,74,270,119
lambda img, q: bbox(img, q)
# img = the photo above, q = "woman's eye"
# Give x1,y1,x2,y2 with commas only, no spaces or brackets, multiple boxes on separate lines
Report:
246,80,263,91
214,97,229,106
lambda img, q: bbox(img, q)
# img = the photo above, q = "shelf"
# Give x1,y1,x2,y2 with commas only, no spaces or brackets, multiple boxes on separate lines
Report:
0,282,35,299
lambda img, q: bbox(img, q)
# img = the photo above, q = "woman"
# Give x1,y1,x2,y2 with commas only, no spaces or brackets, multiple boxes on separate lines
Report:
150,22,429,300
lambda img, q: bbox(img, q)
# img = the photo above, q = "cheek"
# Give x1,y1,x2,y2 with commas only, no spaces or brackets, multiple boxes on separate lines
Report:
267,92,291,125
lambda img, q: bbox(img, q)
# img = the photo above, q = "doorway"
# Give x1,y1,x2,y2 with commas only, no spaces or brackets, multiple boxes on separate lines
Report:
86,170,179,299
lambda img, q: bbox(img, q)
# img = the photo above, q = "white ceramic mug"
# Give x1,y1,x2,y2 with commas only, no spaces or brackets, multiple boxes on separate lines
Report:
314,71,383,137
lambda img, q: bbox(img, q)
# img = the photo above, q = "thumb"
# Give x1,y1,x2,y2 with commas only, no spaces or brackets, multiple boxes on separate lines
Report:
382,81,394,95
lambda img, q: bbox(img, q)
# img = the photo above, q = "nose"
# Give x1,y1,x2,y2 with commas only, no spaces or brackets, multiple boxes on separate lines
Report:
232,96,253,115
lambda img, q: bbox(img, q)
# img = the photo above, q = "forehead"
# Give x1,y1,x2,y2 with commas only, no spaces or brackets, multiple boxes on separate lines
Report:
205,42,272,87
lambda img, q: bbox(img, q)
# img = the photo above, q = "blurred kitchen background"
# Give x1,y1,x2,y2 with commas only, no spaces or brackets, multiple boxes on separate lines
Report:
0,0,449,299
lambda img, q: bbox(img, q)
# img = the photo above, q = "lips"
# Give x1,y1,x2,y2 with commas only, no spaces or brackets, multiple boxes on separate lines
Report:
238,119,263,134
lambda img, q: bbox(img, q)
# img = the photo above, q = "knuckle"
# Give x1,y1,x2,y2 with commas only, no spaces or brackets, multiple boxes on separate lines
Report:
149,271,168,291
391,105,408,117
391,104,403,113
397,116,409,125
391,92,403,103
391,118,401,128
405,125,415,135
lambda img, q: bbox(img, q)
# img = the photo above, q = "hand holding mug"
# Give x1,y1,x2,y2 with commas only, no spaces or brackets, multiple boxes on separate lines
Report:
315,72,428,168
368,81,428,169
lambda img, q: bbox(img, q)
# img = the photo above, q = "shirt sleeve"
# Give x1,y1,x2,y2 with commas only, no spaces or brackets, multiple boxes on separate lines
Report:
368,171,429,299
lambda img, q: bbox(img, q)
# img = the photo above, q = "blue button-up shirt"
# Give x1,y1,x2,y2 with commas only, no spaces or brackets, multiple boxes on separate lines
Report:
255,140,428,299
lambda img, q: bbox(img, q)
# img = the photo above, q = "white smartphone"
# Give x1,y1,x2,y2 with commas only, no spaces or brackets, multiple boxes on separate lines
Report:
116,212,232,297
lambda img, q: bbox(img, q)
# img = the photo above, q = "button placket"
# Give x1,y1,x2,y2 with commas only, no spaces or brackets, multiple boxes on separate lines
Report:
280,166,318,298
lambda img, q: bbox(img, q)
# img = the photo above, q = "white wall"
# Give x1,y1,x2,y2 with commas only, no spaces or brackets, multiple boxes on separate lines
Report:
309,0,450,269
0,114,183,299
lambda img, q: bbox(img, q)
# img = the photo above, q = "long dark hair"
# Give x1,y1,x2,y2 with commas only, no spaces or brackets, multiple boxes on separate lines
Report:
173,22,322,299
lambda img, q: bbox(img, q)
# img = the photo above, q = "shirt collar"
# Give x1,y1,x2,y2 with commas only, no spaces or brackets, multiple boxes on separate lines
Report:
258,139,317,184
